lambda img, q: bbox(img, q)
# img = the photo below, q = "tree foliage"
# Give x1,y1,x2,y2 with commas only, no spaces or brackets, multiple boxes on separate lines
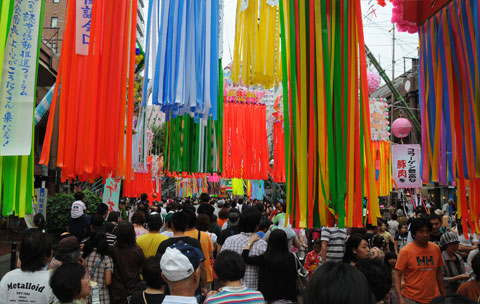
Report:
45,191,102,241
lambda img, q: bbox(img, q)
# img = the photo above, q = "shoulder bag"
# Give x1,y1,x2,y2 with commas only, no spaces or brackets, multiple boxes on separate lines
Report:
293,253,309,294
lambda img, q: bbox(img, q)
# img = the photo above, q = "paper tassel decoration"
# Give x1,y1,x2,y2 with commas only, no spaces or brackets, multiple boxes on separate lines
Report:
232,0,282,88
391,0,418,33
273,95,286,183
0,0,45,217
175,176,221,198
247,180,265,200
146,0,224,176
150,0,220,121
367,71,381,94
418,0,480,232
370,97,390,141
40,0,138,182
164,113,223,174
279,0,380,228
123,172,161,202
232,178,245,196
223,88,269,180
371,141,393,197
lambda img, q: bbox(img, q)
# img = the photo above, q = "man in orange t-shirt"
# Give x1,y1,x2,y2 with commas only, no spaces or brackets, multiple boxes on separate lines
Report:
395,218,446,304
183,209,214,287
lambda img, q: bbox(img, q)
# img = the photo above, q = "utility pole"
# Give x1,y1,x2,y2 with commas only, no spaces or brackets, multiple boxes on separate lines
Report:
392,24,396,80
365,45,421,131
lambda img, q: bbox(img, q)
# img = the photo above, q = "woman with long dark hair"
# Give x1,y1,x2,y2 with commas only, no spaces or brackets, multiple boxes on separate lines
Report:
109,221,146,303
343,234,370,265
242,229,297,303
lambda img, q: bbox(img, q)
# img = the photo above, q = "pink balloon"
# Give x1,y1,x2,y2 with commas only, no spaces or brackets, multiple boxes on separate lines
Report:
392,118,412,138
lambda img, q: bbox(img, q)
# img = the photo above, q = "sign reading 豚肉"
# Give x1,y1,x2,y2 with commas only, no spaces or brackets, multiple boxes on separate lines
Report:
0,0,42,155
392,144,422,188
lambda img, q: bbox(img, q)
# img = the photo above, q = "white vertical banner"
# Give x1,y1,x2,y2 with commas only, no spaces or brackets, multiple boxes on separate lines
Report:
392,144,422,188
0,0,42,155
34,187,48,216
75,0,92,55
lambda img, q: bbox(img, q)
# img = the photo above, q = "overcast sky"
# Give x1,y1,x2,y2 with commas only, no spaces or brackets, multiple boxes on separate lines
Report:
143,0,419,81
220,0,419,80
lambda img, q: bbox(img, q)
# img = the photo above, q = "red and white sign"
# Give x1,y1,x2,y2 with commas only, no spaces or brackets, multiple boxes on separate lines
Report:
392,144,422,188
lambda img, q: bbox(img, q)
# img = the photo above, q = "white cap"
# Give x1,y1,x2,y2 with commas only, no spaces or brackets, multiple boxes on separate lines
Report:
160,247,195,282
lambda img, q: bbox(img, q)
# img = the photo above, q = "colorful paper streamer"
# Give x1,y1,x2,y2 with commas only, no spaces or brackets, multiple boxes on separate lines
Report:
0,0,45,217
418,0,480,233
232,0,282,88
39,0,139,182
222,88,269,180
279,0,380,228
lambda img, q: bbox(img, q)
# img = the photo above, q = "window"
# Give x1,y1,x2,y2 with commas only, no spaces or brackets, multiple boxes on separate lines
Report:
51,17,58,28
53,0,60,3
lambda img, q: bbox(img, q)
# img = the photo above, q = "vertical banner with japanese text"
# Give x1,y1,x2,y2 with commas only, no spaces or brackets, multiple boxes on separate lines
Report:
392,144,422,188
75,0,92,55
0,0,42,155
103,178,122,212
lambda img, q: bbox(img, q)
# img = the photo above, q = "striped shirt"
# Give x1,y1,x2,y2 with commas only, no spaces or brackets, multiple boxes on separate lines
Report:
320,227,347,263
204,286,265,304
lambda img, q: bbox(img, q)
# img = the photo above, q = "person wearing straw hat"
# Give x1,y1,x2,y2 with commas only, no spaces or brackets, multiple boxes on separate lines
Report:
440,231,470,295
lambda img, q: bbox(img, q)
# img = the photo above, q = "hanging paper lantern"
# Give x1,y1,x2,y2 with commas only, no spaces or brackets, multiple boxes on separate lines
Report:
367,71,381,94
392,118,412,138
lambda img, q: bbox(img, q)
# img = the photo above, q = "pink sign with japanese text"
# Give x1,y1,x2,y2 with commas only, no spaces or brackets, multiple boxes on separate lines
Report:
75,0,92,55
392,144,422,188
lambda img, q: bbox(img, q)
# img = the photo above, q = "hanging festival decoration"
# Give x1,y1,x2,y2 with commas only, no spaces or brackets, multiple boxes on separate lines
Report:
0,0,45,217
392,118,412,138
151,0,220,121
367,71,381,94
232,0,282,88
123,172,161,202
247,180,265,200
222,88,270,181
272,95,286,183
418,0,480,233
391,0,418,33
39,0,138,182
371,141,393,197
144,0,224,175
175,176,221,198
163,113,223,174
279,0,380,228
232,178,245,196
370,98,390,141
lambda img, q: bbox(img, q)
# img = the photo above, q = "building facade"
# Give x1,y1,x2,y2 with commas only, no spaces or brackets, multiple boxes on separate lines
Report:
43,0,66,54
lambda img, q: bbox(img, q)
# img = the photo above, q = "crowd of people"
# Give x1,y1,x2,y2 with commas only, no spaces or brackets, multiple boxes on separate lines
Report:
1,193,479,304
